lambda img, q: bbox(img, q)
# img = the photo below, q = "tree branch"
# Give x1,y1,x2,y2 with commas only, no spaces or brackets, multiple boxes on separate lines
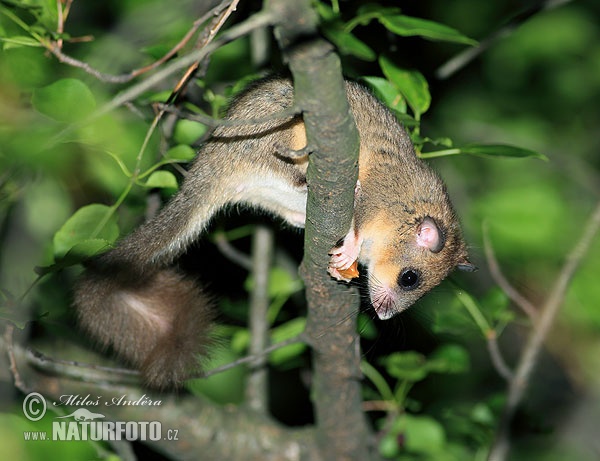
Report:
48,0,236,83
2,335,321,461
483,222,538,322
213,230,253,270
246,225,274,412
488,199,600,461
93,10,274,119
270,0,377,460
436,0,575,80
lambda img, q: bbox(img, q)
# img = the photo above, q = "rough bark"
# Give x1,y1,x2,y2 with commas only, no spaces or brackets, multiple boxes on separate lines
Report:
5,1,380,460
3,336,321,461
270,0,377,460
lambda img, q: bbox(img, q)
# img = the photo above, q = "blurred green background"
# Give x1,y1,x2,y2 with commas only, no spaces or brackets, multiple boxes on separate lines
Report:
0,0,599,460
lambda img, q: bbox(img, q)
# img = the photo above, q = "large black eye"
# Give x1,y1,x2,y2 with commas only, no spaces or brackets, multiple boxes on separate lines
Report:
398,269,420,291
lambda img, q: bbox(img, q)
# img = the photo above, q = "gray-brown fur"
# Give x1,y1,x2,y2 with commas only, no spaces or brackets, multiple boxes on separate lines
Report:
74,77,471,388
342,81,470,317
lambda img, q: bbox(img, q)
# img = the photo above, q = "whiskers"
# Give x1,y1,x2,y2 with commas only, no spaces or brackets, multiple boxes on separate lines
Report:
309,274,376,338
367,272,399,320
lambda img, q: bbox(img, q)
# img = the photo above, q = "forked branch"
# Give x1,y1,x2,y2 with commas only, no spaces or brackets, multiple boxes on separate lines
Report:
488,199,600,461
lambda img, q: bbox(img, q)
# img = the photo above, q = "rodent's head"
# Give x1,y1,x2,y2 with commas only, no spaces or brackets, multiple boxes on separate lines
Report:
364,214,474,319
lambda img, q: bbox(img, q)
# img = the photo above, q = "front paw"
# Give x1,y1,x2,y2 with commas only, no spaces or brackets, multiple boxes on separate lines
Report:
328,258,359,282
328,231,362,281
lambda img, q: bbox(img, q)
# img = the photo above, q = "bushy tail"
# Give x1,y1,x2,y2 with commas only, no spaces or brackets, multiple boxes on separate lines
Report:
74,262,215,389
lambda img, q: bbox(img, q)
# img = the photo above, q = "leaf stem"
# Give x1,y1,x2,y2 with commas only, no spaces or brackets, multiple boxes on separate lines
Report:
453,286,491,336
418,148,461,159
361,360,396,404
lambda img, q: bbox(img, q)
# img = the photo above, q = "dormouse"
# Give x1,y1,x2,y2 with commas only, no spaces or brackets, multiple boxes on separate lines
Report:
74,78,473,388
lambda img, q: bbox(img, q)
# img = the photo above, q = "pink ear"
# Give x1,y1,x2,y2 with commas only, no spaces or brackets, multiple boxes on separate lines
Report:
416,217,444,253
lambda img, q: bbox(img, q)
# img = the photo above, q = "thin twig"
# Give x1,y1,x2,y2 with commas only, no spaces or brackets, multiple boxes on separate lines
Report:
130,0,237,80
123,0,241,176
202,0,241,46
246,225,274,412
361,400,397,413
133,110,162,177
25,347,140,382
4,325,29,393
157,103,302,128
55,0,75,50
488,199,600,461
436,0,575,80
55,0,64,49
94,10,274,119
22,333,305,384
485,330,513,381
48,12,273,146
158,0,240,105
483,222,538,322
200,334,306,379
48,1,235,84
213,231,253,270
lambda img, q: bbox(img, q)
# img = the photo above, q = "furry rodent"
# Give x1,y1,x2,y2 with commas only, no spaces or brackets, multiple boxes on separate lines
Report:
74,78,473,388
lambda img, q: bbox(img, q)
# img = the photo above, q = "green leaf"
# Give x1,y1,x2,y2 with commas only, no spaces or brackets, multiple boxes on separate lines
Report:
413,135,453,148
427,344,470,374
379,56,431,117
244,267,303,299
173,119,207,145
270,318,306,342
1,35,42,49
144,90,172,103
345,4,402,31
431,296,482,336
382,351,429,382
459,143,548,160
378,432,400,458
268,267,303,298
380,15,477,45
401,414,447,454
144,170,179,189
141,43,172,60
36,239,113,275
31,78,96,123
268,317,307,365
361,76,407,114
355,4,402,19
61,239,113,262
471,402,495,425
323,28,376,61
165,144,196,161
53,204,119,259
315,1,339,21
229,328,250,353
392,112,419,128
357,313,378,340
342,6,475,46
480,286,515,326
318,2,375,61
186,347,246,404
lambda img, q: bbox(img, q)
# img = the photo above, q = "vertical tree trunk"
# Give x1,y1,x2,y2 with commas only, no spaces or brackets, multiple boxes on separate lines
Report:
270,1,378,459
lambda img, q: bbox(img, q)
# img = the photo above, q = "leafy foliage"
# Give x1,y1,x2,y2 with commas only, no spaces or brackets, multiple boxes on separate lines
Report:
0,1,598,460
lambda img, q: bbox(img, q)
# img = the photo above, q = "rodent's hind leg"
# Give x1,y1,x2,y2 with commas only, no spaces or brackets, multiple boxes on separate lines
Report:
234,174,308,228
